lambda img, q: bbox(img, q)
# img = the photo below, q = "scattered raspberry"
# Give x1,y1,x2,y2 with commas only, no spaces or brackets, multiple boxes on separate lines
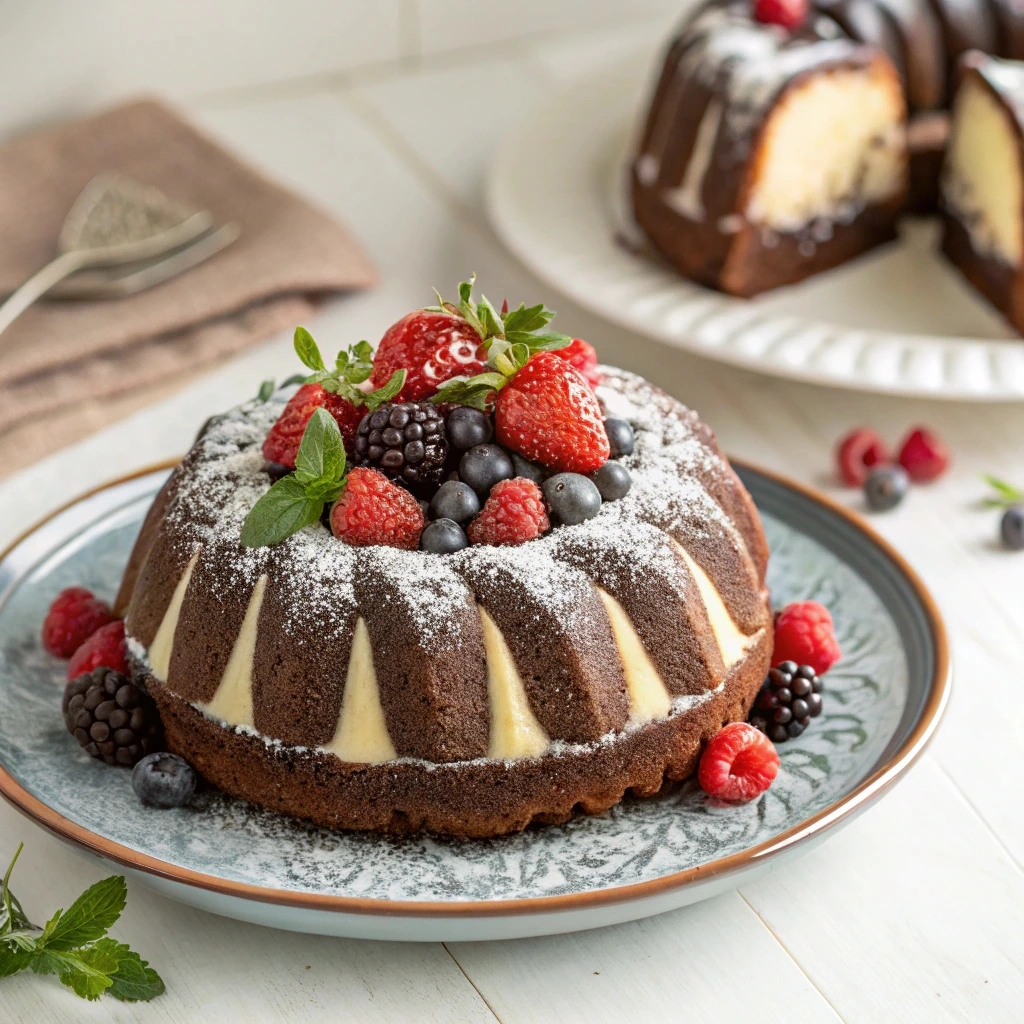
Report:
754,0,808,29
370,310,488,403
698,723,780,803
553,338,601,389
897,427,949,483
495,353,610,473
42,587,116,659
467,478,549,546
836,428,888,487
262,383,364,468
330,468,425,549
772,601,841,676
67,619,129,681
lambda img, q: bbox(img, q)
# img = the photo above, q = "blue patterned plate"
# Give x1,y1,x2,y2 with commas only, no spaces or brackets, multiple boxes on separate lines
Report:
0,462,949,940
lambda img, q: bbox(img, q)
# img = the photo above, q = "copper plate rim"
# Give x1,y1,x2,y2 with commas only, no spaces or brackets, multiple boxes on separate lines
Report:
0,458,951,920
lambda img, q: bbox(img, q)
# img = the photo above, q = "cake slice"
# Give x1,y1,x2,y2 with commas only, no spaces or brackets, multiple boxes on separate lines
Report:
940,52,1024,332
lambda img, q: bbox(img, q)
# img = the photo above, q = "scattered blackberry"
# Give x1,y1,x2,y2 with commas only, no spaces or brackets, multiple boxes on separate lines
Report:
353,402,448,488
62,667,162,767
749,661,823,743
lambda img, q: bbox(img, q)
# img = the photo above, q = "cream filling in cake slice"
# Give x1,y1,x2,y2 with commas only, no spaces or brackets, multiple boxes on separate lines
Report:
148,548,200,682
745,64,906,233
942,75,1024,266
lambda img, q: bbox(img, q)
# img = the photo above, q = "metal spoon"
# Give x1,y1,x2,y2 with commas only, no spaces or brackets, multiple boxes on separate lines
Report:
0,175,212,335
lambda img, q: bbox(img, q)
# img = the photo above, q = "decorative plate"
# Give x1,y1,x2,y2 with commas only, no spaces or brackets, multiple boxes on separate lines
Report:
0,462,948,941
487,56,1024,400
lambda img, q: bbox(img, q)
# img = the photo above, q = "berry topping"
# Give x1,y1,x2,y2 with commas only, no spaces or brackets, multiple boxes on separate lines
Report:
864,464,908,511
603,418,635,458
749,662,823,742
459,444,515,497
836,427,888,486
62,667,162,767
494,353,610,473
509,451,545,485
330,468,425,549
420,518,470,554
445,406,494,450
754,0,808,30
590,461,632,501
42,587,116,659
772,601,841,676
1001,505,1024,550
353,401,449,489
132,752,197,808
66,619,128,681
467,478,550,546
697,722,780,803
429,480,481,523
543,472,603,526
553,338,601,388
897,426,949,483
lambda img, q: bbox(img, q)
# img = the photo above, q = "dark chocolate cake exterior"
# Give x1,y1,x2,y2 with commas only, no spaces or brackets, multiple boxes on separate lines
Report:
119,368,773,837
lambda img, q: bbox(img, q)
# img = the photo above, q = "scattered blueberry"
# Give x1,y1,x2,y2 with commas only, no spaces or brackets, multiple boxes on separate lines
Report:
543,473,602,525
1000,505,1024,550
429,481,481,523
863,465,908,512
131,752,197,809
591,461,631,501
509,451,545,485
459,444,514,496
446,407,493,449
603,418,635,458
421,518,469,554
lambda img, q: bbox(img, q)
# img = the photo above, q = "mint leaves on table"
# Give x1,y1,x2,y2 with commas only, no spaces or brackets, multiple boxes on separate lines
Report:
982,474,1024,509
0,843,164,1002
240,408,347,547
293,327,405,411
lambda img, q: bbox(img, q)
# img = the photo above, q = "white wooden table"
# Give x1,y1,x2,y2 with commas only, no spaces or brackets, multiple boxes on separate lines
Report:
2,23,1023,1024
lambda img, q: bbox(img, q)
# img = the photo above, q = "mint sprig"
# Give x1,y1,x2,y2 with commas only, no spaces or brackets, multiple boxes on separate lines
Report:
241,408,347,547
982,474,1024,509
0,844,164,1002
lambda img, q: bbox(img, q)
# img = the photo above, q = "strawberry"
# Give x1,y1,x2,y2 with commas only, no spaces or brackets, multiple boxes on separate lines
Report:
698,722,780,803
67,619,128,681
330,468,425,549
554,338,601,389
754,0,808,29
42,587,116,659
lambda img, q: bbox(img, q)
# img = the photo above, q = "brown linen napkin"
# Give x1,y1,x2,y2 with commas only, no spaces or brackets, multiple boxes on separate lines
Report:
0,98,376,477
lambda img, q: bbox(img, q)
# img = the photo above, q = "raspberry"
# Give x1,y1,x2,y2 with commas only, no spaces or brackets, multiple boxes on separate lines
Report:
330,468,425,549
495,353,610,473
772,601,841,676
897,427,949,483
262,383,363,469
754,0,808,29
698,723,780,803
67,619,129,681
553,338,601,389
836,428,888,487
42,587,115,658
370,310,489,403
467,478,549,546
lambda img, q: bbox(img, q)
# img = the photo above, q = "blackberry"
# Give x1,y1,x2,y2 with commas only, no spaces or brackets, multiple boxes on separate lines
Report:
62,667,162,767
353,402,448,489
749,661,823,743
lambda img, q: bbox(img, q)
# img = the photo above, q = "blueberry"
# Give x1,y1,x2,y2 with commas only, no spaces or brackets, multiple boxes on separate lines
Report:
420,518,469,554
459,444,514,496
543,473,602,525
509,451,545,485
603,418,635,458
429,481,480,523
446,407,493,449
591,461,631,501
1001,505,1024,550
863,465,908,512
132,752,197,809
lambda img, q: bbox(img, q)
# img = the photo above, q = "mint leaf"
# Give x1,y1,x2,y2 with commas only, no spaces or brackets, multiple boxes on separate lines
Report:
1,843,32,936
90,938,166,1002
240,476,325,548
34,945,117,1001
502,302,553,334
294,409,345,487
363,369,406,412
0,945,35,977
982,474,1024,508
41,876,126,952
294,326,325,372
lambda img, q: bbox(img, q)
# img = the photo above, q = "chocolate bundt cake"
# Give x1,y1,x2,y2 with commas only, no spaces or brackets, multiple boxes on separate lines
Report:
631,0,1024,307
117,368,773,838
